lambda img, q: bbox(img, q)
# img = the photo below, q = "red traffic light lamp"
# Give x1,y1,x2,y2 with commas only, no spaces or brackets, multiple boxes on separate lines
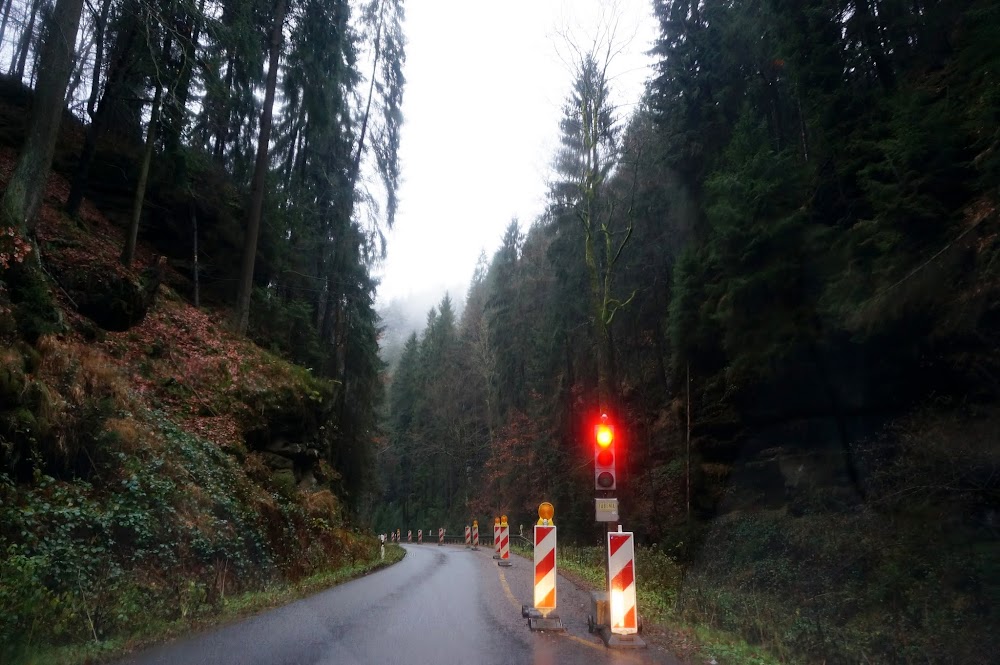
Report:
594,413,616,490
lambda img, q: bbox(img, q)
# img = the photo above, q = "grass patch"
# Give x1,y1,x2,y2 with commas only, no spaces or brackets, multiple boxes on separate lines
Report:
13,544,406,665
512,540,778,664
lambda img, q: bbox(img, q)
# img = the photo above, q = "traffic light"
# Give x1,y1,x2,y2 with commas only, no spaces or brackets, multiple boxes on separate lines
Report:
593,413,616,490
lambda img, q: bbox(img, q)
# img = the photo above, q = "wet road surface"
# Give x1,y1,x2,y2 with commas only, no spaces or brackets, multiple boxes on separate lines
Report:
115,544,681,665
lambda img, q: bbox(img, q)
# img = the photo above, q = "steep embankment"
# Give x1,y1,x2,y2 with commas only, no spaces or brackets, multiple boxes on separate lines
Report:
0,146,379,664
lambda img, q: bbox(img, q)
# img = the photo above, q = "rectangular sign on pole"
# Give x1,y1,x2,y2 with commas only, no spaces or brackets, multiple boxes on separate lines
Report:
595,497,620,522
607,530,638,635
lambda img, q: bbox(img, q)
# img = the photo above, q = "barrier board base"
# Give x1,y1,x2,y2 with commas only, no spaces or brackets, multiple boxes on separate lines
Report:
529,616,565,632
588,591,646,648
596,627,646,649
521,606,564,631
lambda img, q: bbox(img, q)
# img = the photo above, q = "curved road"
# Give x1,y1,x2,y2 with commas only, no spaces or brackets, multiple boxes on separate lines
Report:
117,544,681,665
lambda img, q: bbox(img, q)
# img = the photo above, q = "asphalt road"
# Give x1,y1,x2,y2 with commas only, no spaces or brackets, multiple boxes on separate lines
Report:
116,544,681,665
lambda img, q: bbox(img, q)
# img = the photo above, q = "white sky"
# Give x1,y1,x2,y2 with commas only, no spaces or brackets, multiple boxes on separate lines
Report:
373,0,659,307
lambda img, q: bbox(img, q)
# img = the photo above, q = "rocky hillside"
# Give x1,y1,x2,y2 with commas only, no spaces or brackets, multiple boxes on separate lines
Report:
0,144,374,663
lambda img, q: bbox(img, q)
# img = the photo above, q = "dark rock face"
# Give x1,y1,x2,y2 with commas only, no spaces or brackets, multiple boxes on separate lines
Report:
242,384,334,486
48,256,163,331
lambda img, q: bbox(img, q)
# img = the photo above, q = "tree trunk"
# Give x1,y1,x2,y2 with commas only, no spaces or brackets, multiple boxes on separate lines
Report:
212,53,235,163
231,0,286,335
1,0,86,232
0,0,15,56
161,0,206,158
12,0,42,81
66,23,138,216
64,32,94,106
350,0,384,186
686,362,691,524
121,83,160,267
86,0,112,118
192,202,199,307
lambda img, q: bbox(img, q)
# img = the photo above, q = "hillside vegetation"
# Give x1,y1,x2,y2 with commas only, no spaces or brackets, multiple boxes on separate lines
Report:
0,139,379,663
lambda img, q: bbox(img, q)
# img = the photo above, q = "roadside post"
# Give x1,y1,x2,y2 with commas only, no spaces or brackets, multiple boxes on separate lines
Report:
493,517,501,559
465,525,471,548
472,520,480,550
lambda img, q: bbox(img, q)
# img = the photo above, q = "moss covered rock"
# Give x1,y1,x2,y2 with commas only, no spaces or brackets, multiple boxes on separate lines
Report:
50,261,149,331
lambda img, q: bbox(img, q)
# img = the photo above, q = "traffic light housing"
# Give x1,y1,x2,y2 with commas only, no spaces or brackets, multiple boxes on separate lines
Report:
594,413,616,490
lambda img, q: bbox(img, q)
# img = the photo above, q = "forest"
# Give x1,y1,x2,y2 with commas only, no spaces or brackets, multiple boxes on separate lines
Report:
0,0,996,662
378,0,998,661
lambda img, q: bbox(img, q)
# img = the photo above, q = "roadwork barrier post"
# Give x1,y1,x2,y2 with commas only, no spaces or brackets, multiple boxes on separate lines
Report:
472,520,480,550
438,527,444,546
498,514,512,567
493,517,501,559
418,529,423,544
593,527,645,648
522,502,563,631
407,530,412,543
465,525,471,548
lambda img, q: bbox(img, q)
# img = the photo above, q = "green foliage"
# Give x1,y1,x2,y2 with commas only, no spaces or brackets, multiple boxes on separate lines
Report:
1,257,62,343
249,287,324,369
0,339,125,481
677,507,997,663
0,404,379,658
551,541,779,664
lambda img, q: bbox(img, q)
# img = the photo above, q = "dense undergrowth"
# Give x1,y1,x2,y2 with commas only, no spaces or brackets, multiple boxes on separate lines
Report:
542,407,998,664
671,405,998,665
537,542,777,665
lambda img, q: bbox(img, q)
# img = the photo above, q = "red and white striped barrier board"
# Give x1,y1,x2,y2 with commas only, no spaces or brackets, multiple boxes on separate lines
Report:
465,525,471,548
494,520,501,558
498,522,510,564
533,525,557,615
407,530,412,543
607,530,638,635
472,522,479,550
438,527,444,546
417,529,423,544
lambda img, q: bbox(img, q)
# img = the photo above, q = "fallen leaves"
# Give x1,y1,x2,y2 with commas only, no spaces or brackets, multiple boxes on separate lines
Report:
0,147,323,452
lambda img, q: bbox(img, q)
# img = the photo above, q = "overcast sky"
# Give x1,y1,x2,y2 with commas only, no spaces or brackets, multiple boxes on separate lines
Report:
373,0,659,308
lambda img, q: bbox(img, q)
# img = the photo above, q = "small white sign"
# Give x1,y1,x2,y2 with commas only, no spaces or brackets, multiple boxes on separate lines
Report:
595,497,619,522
